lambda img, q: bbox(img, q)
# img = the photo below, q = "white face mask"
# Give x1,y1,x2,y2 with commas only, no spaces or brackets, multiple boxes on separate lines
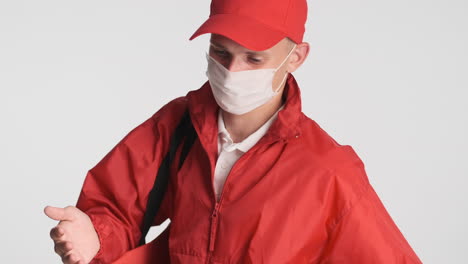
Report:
205,44,297,115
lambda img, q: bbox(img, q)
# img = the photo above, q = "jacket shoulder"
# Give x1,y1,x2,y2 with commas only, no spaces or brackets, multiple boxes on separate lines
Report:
126,96,188,146
298,115,371,221
96,96,189,171
150,96,188,122
299,116,364,168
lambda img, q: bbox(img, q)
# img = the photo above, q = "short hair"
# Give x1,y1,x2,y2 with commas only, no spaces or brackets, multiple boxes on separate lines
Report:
285,37,296,50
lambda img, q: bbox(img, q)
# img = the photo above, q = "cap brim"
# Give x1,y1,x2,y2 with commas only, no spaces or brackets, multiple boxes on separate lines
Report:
189,14,286,51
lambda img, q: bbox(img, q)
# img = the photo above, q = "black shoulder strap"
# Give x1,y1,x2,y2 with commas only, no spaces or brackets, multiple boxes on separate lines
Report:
139,108,197,246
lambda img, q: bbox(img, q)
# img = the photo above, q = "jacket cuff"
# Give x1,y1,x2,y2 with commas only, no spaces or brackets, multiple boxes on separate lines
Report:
88,213,112,264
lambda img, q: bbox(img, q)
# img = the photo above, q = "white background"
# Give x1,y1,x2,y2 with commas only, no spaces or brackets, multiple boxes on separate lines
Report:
1,0,467,263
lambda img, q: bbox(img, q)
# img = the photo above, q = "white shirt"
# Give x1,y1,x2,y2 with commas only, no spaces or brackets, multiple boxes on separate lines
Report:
213,105,285,201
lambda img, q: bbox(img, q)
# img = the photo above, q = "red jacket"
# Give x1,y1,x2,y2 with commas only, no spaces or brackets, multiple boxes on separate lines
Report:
76,74,422,263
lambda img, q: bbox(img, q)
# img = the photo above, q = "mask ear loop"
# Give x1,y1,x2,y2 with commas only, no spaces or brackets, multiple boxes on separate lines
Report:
275,43,297,71
273,43,297,92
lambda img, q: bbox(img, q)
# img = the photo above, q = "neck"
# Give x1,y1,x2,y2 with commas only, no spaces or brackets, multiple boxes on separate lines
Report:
222,89,285,143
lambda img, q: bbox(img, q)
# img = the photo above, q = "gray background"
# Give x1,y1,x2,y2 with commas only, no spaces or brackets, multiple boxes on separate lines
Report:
1,0,467,263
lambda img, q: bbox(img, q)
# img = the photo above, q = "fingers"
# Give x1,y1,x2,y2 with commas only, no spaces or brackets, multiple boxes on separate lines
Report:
50,226,65,241
54,240,72,256
44,206,76,221
45,205,87,264
61,250,85,264
52,234,85,264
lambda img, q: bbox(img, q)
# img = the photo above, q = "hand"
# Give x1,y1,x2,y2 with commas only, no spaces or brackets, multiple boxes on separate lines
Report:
44,205,100,264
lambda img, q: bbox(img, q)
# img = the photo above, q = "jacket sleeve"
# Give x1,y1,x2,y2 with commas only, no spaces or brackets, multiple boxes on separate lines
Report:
317,161,423,263
75,98,186,264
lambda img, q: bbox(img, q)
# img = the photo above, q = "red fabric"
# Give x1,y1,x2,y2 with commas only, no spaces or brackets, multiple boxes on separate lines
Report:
76,74,422,263
188,0,307,51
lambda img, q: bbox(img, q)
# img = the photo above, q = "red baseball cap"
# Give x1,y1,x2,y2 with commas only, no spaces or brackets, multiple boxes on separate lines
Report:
189,0,308,51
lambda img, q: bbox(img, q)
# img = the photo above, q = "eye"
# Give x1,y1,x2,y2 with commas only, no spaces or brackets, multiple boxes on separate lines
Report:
214,49,229,57
248,57,262,63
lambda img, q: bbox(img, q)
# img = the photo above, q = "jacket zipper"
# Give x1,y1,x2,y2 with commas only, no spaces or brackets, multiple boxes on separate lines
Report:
206,201,219,264
206,137,283,264
206,150,250,264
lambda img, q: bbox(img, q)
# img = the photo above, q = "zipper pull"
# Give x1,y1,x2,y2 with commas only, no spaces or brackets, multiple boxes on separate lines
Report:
209,202,220,252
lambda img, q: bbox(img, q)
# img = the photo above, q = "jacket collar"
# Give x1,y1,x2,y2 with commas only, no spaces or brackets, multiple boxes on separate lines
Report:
186,73,304,156
218,103,285,153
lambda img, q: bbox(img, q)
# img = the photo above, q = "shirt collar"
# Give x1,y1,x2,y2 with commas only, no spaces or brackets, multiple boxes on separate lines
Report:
217,104,285,153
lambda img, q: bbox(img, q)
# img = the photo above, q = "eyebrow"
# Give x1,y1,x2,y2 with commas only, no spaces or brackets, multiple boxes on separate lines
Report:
210,41,267,56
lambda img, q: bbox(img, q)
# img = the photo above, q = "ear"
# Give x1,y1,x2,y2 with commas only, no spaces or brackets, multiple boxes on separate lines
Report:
286,42,310,73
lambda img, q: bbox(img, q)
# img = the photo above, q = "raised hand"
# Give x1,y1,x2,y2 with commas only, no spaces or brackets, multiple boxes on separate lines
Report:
44,205,100,264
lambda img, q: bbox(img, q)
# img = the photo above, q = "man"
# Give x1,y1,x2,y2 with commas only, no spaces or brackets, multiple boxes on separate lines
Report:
44,0,423,263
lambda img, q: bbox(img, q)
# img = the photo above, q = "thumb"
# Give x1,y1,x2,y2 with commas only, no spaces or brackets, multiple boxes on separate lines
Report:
44,206,75,221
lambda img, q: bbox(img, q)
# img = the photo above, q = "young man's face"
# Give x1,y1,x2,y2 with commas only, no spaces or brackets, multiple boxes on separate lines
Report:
208,33,298,92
